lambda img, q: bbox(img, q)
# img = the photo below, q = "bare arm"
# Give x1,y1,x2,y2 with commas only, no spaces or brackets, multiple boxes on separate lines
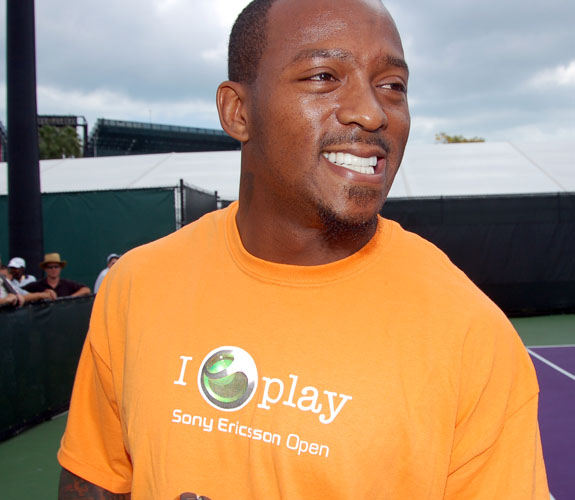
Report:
0,293,19,307
22,289,57,303
58,468,130,500
71,286,92,297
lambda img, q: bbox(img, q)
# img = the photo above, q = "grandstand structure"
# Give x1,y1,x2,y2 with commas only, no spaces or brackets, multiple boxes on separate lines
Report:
86,118,240,157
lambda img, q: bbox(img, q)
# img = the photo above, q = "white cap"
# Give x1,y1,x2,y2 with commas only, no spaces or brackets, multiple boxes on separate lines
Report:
8,257,26,269
107,253,121,264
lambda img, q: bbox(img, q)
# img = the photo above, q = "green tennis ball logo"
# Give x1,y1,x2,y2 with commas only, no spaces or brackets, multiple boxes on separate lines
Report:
198,347,258,411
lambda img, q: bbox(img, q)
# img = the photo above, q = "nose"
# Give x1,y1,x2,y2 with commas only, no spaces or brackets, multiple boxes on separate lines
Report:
335,79,388,132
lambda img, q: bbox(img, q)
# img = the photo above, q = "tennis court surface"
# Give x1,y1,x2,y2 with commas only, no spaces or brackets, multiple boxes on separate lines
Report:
1,314,573,499
511,314,575,500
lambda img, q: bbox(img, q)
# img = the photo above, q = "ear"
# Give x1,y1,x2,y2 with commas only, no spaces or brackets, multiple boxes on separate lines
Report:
216,81,250,143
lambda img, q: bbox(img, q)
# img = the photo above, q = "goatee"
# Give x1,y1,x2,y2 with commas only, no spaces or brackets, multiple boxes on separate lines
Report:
316,185,381,246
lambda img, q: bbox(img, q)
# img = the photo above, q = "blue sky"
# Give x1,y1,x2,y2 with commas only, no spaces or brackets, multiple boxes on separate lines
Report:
1,0,574,144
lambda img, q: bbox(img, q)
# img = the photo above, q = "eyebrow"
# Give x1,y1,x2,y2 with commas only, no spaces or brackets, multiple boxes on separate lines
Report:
383,55,409,75
290,48,353,64
288,48,409,74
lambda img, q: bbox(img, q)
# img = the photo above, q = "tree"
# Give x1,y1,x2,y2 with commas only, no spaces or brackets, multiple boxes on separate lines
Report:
38,125,82,159
435,132,485,144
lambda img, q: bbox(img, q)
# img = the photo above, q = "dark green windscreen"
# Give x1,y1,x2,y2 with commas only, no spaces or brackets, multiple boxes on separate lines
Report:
0,188,176,287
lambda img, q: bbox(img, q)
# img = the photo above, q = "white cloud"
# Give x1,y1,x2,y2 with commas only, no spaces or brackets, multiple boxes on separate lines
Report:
212,0,251,29
36,85,220,130
1,0,574,147
201,45,228,64
408,115,450,144
528,60,575,89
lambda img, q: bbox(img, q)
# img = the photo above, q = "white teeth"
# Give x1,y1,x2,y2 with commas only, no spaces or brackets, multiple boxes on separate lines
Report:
322,152,377,174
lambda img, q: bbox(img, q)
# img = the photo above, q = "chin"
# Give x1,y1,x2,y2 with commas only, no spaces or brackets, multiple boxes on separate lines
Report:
337,184,385,221
316,199,381,245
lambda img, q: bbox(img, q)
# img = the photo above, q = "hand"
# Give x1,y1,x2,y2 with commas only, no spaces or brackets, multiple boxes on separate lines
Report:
43,289,57,300
5,293,18,306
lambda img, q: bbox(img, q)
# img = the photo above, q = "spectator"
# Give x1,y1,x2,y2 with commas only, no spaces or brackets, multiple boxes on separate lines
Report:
93,253,121,293
7,257,37,288
24,253,91,298
1,258,55,306
1,272,22,307
0,263,9,278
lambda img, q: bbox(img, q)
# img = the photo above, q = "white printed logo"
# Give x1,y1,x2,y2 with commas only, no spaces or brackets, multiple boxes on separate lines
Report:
174,347,352,424
197,346,258,411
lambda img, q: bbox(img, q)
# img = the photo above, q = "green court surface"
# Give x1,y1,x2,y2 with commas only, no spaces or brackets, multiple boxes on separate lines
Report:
0,412,66,498
1,314,573,499
511,313,575,346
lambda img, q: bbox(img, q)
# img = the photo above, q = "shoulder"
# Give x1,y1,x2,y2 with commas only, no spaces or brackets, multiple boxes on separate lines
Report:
96,268,108,278
380,219,537,393
58,278,87,292
96,207,230,299
113,207,228,279
380,217,482,293
21,275,36,285
378,217,513,334
23,279,46,292
60,278,82,286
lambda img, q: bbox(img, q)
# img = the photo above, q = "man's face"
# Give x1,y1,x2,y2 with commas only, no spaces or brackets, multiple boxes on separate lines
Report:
9,267,23,279
243,0,410,229
45,263,62,279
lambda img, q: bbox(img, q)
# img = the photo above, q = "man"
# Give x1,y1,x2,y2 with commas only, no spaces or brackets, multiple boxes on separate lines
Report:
1,269,56,307
0,270,22,307
7,257,37,288
93,253,121,294
58,0,549,498
24,253,91,298
1,256,56,305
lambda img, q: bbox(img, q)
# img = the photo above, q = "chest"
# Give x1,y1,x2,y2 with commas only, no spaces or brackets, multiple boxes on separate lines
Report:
118,284,462,498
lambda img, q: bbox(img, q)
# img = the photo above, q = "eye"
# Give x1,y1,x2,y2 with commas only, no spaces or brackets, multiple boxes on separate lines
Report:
379,81,407,93
307,72,337,82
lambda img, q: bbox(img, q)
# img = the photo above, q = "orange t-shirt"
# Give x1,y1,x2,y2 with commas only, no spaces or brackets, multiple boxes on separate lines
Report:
58,202,548,499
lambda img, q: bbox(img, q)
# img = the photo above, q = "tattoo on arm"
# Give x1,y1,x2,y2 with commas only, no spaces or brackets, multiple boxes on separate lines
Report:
58,468,131,500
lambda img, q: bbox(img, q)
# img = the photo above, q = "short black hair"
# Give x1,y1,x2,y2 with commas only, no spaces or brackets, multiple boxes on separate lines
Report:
228,0,278,84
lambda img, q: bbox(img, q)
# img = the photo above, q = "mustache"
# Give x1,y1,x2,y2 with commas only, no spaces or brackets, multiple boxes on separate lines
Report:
319,132,391,154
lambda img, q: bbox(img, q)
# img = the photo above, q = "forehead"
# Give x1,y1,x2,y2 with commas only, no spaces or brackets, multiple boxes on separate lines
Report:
262,0,404,70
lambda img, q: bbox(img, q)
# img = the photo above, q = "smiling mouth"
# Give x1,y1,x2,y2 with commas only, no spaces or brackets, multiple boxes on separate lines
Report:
322,151,378,175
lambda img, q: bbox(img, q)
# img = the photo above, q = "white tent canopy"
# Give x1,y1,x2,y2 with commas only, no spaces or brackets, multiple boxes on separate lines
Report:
1,141,573,201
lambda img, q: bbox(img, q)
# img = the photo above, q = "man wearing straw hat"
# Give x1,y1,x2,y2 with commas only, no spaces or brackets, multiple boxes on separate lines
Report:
24,252,91,298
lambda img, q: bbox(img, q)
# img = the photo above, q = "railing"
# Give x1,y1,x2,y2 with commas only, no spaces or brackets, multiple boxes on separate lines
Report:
0,295,94,441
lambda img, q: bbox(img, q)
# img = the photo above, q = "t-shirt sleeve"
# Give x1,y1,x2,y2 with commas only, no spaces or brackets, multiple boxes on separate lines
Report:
65,279,86,294
444,313,549,499
57,272,132,493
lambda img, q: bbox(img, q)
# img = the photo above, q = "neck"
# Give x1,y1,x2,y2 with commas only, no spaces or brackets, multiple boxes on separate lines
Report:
235,201,377,266
47,276,60,286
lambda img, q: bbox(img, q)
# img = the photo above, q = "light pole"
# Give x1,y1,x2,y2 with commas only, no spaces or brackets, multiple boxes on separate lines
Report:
6,0,44,277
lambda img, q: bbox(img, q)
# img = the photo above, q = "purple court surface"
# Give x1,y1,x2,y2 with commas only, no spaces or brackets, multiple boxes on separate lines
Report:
528,346,575,500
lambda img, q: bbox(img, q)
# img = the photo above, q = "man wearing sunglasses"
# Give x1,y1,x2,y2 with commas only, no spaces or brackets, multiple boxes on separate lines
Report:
24,252,91,298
